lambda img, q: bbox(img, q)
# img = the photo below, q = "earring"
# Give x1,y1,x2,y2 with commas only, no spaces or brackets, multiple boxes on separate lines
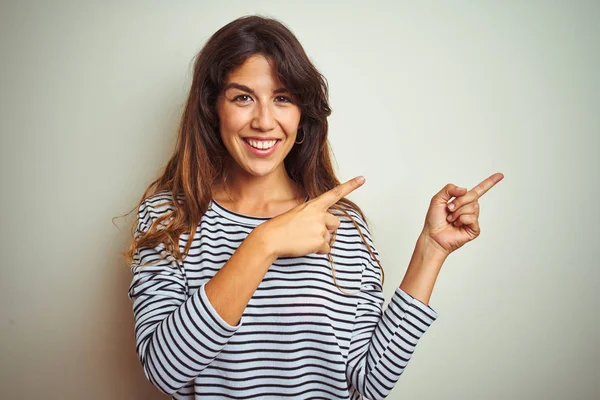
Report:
295,128,305,144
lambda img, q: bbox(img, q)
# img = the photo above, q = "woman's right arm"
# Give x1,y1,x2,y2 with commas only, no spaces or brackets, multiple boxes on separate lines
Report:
130,178,363,393
203,177,368,325
129,199,275,395
203,223,278,325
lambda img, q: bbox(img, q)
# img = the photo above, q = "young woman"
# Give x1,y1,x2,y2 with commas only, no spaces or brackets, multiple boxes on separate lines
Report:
126,15,503,399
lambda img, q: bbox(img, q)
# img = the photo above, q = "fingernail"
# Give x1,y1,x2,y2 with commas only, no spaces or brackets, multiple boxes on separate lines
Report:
448,203,455,210
357,176,365,183
447,214,453,221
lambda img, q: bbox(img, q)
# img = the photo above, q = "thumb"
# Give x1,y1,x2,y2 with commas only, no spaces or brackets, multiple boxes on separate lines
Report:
432,183,467,205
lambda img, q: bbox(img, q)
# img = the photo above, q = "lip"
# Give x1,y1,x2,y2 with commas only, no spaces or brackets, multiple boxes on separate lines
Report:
244,137,281,141
242,138,281,157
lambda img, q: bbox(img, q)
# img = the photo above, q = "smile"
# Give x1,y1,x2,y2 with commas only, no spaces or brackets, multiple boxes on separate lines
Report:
242,138,282,157
243,138,280,150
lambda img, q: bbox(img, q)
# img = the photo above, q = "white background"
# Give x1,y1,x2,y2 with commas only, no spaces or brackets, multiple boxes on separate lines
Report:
1,1,598,398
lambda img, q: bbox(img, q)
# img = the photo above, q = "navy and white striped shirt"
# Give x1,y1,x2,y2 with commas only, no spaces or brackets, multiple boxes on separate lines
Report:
129,191,438,399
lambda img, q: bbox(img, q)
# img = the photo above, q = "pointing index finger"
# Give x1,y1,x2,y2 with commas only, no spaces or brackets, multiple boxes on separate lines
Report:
312,176,366,209
470,172,504,199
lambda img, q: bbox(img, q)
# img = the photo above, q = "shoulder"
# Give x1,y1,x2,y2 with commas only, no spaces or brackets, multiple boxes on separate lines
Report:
333,206,375,244
136,190,181,235
139,190,176,215
333,205,383,285
331,204,379,261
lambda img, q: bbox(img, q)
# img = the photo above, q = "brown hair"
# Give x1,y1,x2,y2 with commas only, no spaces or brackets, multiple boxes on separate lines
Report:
119,15,384,293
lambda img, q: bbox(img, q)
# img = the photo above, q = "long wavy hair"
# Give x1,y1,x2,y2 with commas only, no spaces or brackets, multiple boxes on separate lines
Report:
120,15,384,293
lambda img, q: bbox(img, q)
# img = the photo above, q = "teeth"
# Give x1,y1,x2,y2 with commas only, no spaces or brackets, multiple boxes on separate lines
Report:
246,139,277,150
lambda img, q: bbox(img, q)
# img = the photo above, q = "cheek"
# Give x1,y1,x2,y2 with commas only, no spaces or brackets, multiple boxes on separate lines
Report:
280,108,302,132
219,108,248,134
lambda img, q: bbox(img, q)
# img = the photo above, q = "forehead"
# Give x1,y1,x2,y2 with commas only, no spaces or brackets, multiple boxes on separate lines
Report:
225,54,284,88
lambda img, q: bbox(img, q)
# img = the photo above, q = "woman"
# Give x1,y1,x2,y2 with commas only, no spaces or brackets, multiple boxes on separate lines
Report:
126,15,503,399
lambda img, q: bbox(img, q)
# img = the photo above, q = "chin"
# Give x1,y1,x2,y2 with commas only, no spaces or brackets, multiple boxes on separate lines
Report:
243,162,279,177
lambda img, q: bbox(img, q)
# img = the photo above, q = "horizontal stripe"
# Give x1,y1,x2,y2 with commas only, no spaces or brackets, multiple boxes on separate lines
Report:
129,191,438,399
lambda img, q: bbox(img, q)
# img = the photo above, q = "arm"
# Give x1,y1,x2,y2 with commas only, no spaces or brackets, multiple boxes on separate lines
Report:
204,223,278,326
128,199,275,394
346,224,440,400
399,233,448,306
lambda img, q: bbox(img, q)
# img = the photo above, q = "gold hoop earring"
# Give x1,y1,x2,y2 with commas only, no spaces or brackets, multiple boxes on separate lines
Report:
295,129,305,144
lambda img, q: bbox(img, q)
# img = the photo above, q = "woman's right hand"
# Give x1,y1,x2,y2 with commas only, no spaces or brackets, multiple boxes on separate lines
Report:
257,176,366,258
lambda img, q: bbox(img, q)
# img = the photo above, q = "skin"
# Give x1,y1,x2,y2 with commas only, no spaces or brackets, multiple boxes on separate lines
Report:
205,52,505,324
399,172,505,305
213,54,304,216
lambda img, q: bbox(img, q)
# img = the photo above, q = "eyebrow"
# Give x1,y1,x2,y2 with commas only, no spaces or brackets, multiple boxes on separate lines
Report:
223,82,290,95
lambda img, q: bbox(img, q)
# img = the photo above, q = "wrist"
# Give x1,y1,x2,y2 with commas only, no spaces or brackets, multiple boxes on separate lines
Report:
251,224,280,261
408,234,448,274
418,231,451,260
398,234,448,305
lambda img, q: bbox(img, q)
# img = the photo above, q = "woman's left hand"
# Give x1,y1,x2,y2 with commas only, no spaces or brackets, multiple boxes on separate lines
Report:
421,172,504,256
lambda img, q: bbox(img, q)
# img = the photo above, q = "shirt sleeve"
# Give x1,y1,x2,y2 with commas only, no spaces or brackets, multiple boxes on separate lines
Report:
128,198,242,395
345,219,439,400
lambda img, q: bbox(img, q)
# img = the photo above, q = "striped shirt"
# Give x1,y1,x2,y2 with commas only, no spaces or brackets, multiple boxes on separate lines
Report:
129,191,439,399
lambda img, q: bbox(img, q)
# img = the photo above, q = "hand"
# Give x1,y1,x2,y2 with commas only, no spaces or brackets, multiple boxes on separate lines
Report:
421,172,504,256
258,176,366,258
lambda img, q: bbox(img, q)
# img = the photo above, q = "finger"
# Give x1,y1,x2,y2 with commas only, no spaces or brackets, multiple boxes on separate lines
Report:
432,183,468,205
447,201,479,222
469,172,504,199
324,212,341,231
454,215,480,236
448,172,504,211
453,213,477,227
317,240,331,255
447,190,477,212
324,231,331,244
311,176,366,210
438,172,504,208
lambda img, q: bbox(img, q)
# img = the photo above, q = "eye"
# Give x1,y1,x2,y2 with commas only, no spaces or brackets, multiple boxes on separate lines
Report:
233,94,252,103
275,96,293,104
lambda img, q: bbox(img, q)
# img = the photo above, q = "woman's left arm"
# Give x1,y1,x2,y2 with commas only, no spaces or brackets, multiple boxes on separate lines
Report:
400,172,505,305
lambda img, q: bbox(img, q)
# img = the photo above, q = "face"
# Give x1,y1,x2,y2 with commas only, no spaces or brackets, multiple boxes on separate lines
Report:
216,54,301,179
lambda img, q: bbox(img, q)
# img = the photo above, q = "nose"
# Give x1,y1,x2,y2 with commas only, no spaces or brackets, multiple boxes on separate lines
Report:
250,102,276,132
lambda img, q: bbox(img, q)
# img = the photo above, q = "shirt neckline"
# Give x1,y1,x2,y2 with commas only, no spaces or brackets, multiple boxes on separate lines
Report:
209,195,310,227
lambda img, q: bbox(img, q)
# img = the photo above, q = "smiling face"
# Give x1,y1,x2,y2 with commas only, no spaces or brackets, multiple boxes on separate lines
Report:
216,54,302,179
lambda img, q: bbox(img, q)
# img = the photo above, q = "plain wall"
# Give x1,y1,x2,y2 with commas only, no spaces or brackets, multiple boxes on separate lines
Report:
1,1,598,398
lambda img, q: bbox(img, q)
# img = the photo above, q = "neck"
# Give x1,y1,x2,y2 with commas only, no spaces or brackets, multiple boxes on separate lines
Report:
216,162,303,204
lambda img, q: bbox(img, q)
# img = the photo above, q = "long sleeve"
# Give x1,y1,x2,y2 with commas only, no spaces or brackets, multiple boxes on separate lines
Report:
346,220,439,400
128,197,242,395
